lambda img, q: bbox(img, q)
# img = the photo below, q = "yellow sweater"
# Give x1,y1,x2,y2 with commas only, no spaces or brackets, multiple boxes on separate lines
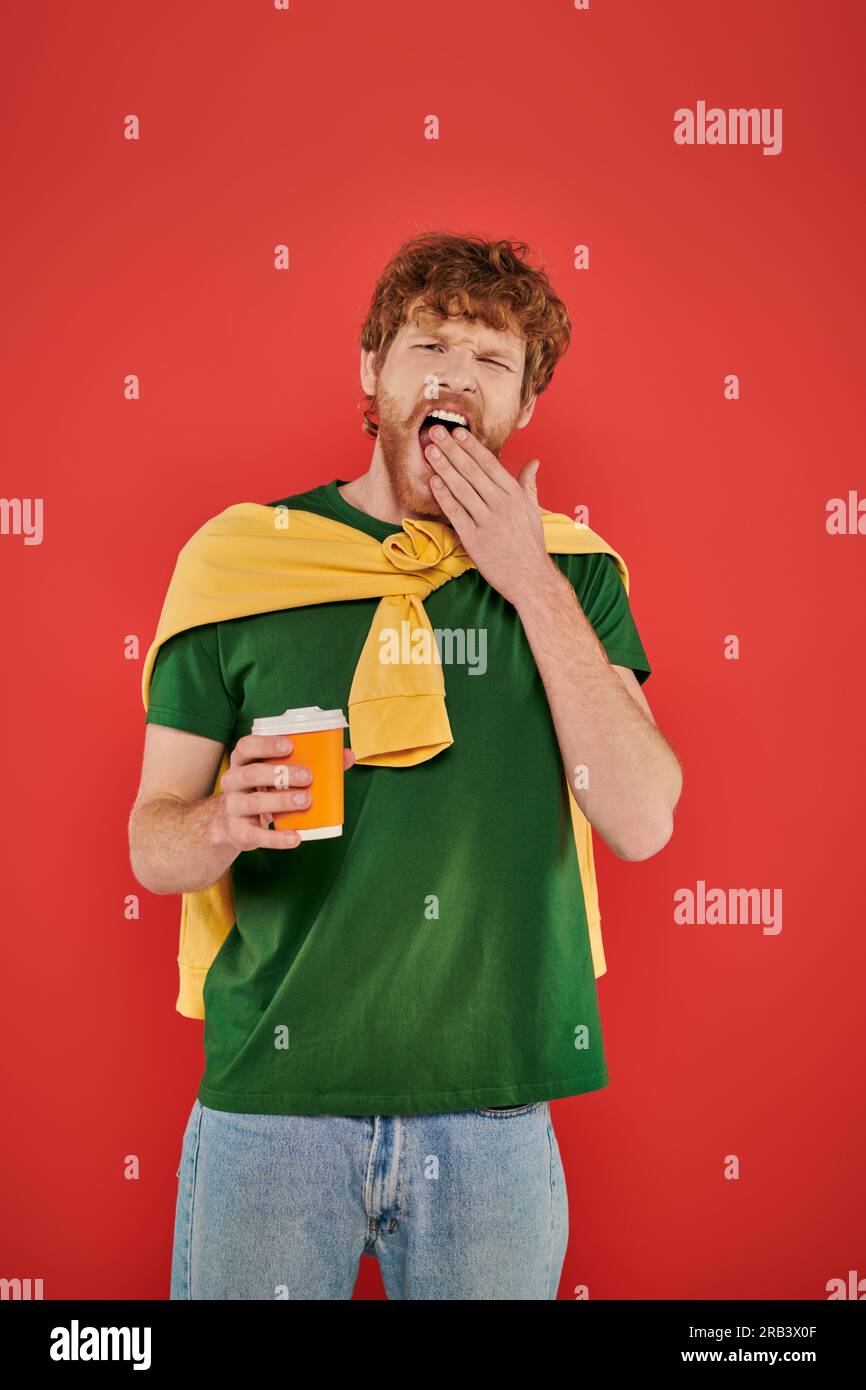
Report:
141,500,632,1018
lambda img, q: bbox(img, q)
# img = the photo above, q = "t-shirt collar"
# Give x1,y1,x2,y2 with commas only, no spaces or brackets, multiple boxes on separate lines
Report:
321,479,416,544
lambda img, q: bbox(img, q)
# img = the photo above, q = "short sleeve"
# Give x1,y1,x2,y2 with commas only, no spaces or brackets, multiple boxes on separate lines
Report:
556,551,652,685
146,622,238,743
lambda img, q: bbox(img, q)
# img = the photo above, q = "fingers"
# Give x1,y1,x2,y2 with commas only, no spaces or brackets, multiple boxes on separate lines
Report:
425,423,505,502
231,733,356,778
231,786,311,818
223,760,311,795
231,732,295,765
223,733,356,851
232,821,301,850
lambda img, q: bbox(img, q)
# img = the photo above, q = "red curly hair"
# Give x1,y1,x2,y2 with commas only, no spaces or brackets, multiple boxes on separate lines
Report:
358,230,572,438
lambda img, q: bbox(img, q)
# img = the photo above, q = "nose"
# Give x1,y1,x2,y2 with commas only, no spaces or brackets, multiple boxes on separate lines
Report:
428,345,480,397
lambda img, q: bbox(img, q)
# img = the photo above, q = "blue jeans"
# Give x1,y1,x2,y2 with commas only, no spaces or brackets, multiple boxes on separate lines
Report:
171,1097,569,1299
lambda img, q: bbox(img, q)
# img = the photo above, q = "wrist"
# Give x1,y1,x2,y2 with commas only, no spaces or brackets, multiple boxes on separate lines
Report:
208,794,230,849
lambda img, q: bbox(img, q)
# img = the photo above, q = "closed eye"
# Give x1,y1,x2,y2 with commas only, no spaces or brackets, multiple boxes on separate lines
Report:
415,344,511,369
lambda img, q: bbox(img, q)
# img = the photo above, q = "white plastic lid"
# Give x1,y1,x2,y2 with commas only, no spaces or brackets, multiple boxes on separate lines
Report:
251,705,349,736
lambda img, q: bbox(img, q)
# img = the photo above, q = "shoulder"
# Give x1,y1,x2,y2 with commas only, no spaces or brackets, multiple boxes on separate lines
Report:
265,482,331,511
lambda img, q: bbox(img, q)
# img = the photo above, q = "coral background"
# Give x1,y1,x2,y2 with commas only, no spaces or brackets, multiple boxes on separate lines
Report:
1,0,864,1298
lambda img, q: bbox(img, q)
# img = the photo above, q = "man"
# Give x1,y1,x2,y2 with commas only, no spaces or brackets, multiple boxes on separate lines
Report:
129,230,682,1300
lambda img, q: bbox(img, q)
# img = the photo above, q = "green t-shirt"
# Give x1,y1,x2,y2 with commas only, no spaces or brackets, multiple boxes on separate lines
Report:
146,479,652,1116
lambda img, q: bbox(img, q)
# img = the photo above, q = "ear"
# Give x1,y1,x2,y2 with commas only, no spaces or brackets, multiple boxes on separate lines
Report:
360,347,378,396
514,392,538,430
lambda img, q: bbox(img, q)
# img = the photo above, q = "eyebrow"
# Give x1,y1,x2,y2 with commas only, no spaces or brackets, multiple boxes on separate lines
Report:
407,326,522,364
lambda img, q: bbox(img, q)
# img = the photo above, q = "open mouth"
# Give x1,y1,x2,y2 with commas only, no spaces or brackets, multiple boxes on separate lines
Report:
418,408,472,453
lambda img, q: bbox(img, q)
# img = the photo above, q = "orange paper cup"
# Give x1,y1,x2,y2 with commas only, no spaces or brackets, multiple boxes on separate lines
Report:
251,705,349,841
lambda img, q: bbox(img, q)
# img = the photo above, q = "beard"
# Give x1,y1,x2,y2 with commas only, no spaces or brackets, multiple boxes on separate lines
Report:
372,381,518,521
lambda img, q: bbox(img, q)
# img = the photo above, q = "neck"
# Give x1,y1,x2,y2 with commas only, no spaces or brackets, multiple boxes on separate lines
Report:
337,448,444,526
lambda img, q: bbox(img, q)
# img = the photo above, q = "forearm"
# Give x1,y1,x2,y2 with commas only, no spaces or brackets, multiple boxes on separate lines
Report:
128,794,239,895
514,562,681,860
